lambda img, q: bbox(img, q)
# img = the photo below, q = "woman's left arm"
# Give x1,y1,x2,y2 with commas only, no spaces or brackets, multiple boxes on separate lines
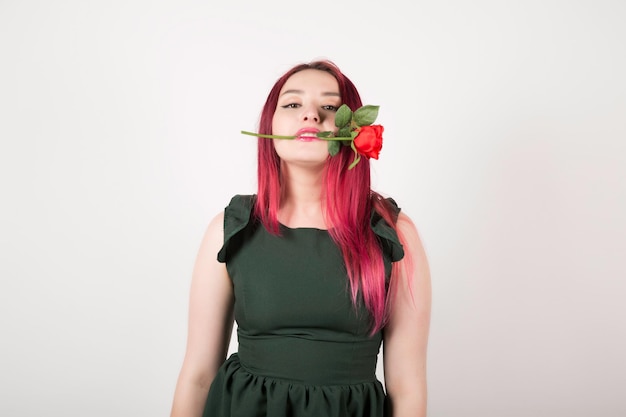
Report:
383,212,432,417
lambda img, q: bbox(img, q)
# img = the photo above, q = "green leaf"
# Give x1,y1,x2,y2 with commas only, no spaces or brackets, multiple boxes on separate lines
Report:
341,139,352,147
334,104,352,128
337,127,351,138
327,140,340,156
353,105,379,126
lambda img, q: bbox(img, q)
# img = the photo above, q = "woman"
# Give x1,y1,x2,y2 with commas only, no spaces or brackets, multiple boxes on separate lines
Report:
170,60,431,417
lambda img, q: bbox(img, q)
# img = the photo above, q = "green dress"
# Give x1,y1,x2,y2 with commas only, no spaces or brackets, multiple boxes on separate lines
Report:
203,195,404,417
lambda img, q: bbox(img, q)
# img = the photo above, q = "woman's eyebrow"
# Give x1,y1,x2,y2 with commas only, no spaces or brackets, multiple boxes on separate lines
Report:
280,89,340,97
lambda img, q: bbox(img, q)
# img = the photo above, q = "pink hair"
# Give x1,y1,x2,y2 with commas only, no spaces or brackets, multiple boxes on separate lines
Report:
254,60,405,333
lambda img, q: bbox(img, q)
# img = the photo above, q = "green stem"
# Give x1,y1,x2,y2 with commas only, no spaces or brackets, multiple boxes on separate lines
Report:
241,130,352,141
241,131,295,140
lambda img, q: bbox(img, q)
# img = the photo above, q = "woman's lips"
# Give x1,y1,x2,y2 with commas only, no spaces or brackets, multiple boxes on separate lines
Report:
297,135,319,142
296,128,320,142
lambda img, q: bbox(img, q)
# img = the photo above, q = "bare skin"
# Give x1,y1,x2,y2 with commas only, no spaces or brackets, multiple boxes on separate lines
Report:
170,211,234,417
384,213,431,417
170,69,431,417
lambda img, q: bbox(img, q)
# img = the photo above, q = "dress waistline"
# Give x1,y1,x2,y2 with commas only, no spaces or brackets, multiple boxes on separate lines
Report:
237,333,381,385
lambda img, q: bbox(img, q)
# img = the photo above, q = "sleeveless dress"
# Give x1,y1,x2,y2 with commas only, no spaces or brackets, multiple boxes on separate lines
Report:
203,194,405,417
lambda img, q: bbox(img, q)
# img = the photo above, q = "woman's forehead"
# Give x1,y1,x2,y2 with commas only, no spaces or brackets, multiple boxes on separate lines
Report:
280,69,340,95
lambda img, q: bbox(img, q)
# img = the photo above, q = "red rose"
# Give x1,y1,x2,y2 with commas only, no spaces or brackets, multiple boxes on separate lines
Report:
353,125,383,159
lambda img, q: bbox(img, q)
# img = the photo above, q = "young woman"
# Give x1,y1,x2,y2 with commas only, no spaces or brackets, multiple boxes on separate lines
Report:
170,60,431,417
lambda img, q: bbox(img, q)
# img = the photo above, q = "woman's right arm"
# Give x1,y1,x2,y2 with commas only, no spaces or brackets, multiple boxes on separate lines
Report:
170,212,235,417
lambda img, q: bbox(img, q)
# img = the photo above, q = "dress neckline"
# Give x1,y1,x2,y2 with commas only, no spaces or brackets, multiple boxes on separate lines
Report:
278,222,329,232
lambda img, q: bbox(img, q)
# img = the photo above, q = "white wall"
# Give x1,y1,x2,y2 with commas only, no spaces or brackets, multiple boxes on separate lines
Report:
1,1,624,416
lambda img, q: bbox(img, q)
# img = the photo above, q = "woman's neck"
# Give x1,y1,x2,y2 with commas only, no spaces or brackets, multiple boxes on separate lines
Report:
278,163,326,229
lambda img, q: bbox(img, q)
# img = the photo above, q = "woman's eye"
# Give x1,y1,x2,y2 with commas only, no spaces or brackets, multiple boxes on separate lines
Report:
323,105,338,111
281,103,300,109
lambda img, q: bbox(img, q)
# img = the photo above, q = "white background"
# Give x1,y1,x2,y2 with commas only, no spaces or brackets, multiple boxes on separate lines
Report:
1,1,625,416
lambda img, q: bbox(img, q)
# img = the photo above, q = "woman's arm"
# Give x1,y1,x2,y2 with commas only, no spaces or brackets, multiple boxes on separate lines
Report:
383,212,432,417
170,212,235,417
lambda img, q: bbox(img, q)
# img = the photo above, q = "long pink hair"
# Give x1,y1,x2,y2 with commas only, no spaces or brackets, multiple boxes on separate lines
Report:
254,60,404,333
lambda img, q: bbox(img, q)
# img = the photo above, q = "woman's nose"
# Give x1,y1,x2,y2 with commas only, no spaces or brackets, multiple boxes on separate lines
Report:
302,107,319,123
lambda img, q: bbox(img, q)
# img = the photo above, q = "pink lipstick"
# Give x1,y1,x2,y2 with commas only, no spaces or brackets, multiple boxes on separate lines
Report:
296,128,321,142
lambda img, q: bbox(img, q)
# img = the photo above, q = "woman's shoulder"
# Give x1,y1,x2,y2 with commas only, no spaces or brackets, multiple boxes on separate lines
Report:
370,194,405,262
370,194,426,262
370,193,418,228
394,209,427,270
370,193,401,218
225,194,256,209
200,194,256,253
215,194,257,262
222,194,256,232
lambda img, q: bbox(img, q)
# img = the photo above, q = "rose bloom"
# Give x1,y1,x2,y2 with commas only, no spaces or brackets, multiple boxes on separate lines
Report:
353,125,383,159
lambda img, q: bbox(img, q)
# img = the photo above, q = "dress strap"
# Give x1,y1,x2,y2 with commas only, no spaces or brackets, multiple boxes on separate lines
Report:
217,194,256,263
370,198,405,262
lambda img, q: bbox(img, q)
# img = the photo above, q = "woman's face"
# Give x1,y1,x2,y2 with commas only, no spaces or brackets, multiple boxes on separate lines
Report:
272,69,341,168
